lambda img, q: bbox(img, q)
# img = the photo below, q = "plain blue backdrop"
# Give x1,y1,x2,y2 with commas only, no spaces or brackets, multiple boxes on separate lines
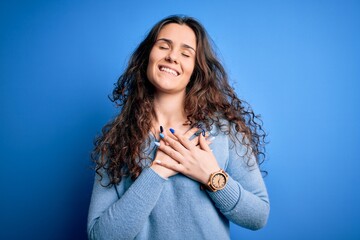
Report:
1,0,360,239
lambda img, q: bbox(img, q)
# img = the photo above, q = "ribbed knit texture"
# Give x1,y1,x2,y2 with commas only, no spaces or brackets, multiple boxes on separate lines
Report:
87,124,270,239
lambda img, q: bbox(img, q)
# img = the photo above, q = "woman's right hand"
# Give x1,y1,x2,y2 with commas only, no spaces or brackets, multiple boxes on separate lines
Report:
151,127,213,179
151,147,179,179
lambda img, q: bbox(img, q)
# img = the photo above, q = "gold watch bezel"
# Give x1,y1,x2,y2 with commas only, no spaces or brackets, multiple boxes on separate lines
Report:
206,169,228,192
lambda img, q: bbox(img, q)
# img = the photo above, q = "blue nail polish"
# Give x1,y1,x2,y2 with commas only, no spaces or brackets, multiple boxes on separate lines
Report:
160,133,165,139
160,126,164,133
154,141,160,147
170,128,175,134
194,129,202,136
202,129,206,137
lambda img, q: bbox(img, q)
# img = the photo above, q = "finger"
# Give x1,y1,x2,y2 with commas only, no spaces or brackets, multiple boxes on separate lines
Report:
184,127,199,139
155,139,171,148
160,133,180,149
194,128,210,138
171,130,194,150
159,132,171,146
165,129,178,141
192,134,214,147
191,136,200,147
190,128,210,146
204,131,210,138
155,159,184,173
199,133,212,152
206,136,215,145
158,137,186,162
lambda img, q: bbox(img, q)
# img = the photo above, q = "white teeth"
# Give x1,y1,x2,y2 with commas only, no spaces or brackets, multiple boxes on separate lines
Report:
160,67,178,76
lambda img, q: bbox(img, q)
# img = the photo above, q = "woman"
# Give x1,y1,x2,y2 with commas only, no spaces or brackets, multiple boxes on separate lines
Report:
87,15,269,239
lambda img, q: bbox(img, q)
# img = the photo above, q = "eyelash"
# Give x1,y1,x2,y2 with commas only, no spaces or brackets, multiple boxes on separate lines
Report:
159,46,191,58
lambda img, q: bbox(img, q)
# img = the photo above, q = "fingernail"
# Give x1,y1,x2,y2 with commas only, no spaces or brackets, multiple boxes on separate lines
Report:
194,129,202,136
155,159,162,164
160,126,164,133
197,124,203,128
160,133,165,139
169,128,175,134
202,129,206,137
154,141,160,147
207,136,215,141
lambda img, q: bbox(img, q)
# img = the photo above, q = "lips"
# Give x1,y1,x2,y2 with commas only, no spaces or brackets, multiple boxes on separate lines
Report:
159,65,180,76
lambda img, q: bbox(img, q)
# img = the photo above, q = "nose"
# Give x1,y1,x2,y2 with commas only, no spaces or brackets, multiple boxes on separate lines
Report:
165,50,178,64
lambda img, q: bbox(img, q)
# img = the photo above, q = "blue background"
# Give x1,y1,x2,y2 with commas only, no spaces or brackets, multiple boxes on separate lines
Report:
1,0,359,239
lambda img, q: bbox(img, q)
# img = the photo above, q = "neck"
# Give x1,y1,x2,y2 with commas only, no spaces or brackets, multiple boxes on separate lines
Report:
153,91,187,130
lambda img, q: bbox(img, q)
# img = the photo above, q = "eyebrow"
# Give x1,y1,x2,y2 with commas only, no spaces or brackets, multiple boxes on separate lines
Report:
156,38,196,53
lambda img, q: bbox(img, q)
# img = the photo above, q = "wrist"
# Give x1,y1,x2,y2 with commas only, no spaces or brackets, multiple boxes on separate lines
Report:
201,169,228,192
201,167,221,184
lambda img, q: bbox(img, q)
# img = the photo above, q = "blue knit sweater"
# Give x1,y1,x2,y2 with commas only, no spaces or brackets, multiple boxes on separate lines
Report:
87,124,270,239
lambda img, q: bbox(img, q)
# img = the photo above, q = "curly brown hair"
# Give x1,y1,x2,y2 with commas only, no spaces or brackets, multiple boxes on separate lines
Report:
92,15,267,186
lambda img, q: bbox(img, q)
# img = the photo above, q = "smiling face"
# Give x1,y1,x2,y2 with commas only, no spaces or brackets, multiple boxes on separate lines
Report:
146,23,196,95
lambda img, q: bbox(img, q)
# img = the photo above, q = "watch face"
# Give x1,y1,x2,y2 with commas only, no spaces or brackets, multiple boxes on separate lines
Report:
211,173,226,189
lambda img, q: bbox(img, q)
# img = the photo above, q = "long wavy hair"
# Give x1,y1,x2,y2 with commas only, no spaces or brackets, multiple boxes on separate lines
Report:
92,15,267,186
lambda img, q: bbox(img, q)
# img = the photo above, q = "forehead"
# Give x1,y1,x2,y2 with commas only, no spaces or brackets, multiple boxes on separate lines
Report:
157,23,196,49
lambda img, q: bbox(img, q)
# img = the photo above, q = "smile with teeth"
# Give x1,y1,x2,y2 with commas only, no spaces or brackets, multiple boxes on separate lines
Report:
159,66,179,76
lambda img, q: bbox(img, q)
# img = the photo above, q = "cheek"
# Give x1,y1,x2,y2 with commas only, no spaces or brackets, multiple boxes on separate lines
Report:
147,48,162,70
146,53,156,78
185,61,196,76
148,53,154,68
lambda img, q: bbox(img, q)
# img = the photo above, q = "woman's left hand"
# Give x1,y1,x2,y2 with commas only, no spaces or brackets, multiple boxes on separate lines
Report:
156,129,220,184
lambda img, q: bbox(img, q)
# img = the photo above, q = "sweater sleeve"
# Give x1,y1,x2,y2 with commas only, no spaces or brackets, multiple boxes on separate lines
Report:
87,167,167,240
207,136,270,230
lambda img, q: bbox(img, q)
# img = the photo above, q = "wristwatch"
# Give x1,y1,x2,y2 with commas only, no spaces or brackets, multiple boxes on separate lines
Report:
202,169,228,192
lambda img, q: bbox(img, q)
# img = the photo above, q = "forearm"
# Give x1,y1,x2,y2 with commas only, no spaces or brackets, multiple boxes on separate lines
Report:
208,176,269,230
207,129,270,230
88,168,167,240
